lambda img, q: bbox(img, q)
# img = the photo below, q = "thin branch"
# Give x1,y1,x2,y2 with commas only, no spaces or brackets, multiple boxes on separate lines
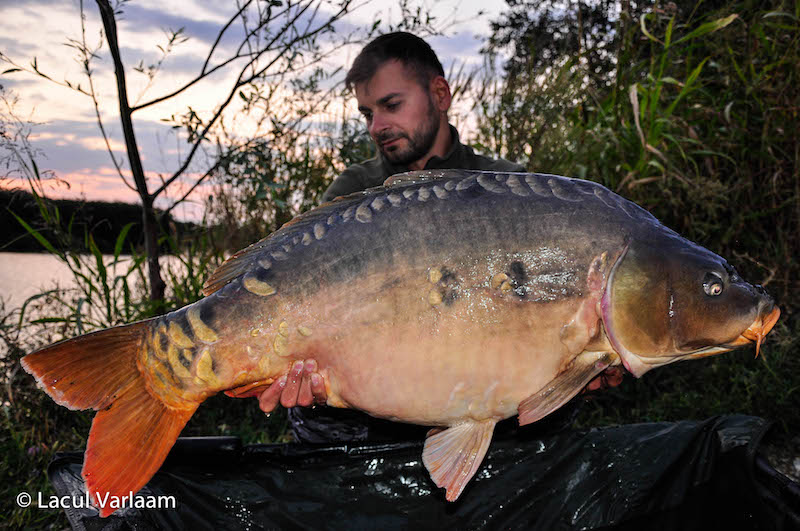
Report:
202,0,255,74
95,0,148,200
77,0,134,191
0,52,92,96
129,0,329,114
132,28,190,107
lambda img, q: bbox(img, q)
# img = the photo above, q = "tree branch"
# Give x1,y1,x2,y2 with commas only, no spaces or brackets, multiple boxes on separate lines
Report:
152,0,352,199
95,0,148,200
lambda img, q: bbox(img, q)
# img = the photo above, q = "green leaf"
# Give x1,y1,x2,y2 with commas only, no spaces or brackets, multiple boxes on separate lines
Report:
646,159,665,173
665,58,709,117
639,14,663,45
659,77,683,86
2,68,22,74
31,317,70,324
673,14,738,47
762,11,797,21
10,211,60,256
665,16,675,47
113,223,135,260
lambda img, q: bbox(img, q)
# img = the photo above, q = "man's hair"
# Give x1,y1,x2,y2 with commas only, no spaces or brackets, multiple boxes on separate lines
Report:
345,32,445,91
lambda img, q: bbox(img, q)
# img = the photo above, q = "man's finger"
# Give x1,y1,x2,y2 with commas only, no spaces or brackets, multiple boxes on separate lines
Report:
280,360,305,408
296,360,316,406
258,376,286,414
310,372,327,404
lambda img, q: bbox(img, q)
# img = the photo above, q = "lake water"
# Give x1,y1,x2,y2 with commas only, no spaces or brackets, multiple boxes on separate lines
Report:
0,252,85,310
0,252,194,311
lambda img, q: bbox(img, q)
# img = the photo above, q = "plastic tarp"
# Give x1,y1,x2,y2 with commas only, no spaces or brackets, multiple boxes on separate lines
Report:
48,414,800,530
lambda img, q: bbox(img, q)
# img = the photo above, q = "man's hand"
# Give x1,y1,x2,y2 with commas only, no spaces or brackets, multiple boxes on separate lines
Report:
583,366,624,392
258,359,327,414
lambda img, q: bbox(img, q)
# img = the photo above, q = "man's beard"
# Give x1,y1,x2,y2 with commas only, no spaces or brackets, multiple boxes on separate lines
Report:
376,100,440,166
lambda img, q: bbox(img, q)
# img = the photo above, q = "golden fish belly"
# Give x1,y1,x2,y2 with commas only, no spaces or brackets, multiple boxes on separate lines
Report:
291,268,591,426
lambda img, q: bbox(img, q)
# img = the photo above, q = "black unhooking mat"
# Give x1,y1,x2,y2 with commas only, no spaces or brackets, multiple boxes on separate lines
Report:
48,414,800,530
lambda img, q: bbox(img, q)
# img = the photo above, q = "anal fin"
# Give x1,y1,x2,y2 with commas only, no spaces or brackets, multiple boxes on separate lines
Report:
518,351,618,426
422,419,496,501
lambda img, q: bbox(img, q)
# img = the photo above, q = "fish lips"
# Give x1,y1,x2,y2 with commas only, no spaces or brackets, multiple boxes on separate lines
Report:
686,304,781,359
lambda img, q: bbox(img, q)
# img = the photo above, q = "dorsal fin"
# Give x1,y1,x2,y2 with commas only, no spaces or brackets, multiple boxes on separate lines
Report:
383,170,462,188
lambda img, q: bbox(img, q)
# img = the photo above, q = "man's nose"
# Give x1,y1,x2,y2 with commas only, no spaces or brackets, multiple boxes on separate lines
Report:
369,112,388,136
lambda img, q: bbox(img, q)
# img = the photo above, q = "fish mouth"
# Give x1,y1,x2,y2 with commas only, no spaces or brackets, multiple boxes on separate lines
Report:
688,305,781,359
733,305,780,357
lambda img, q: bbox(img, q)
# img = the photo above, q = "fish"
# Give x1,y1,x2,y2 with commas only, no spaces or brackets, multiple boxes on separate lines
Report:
22,170,780,517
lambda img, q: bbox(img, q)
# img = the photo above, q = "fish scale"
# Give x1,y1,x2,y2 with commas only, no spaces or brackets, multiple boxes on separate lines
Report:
21,169,779,515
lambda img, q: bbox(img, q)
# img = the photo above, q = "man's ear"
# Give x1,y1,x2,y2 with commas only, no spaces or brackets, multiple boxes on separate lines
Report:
429,75,452,112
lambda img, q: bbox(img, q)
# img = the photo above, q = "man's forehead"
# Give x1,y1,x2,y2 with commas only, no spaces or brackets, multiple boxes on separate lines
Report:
354,60,420,102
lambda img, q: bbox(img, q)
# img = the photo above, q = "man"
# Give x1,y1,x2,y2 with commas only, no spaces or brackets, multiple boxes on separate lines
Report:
256,32,621,441
320,32,524,202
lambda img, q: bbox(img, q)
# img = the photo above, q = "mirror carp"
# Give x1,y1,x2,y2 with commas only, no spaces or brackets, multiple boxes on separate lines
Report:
22,170,780,516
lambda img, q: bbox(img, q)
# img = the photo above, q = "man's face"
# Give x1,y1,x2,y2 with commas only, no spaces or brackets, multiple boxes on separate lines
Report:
354,60,440,167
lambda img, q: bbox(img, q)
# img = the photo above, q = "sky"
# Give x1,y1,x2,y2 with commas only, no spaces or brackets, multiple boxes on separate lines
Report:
0,0,510,221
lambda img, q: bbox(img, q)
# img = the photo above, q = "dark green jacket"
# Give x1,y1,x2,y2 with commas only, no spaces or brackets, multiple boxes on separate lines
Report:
322,125,525,202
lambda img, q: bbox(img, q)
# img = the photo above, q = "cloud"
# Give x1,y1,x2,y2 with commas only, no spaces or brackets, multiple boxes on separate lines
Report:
0,35,28,59
431,31,487,68
115,3,228,48
20,117,210,178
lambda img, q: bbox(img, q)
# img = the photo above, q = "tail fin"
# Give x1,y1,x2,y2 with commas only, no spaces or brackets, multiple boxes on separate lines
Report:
22,322,198,517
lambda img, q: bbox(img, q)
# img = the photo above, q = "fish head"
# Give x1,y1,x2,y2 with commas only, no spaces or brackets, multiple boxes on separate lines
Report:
601,236,780,377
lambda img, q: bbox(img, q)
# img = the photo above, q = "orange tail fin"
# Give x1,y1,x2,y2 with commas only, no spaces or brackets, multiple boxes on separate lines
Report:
22,322,198,517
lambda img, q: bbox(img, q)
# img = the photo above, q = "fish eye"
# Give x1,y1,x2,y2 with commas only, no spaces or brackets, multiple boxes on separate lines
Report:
703,272,724,296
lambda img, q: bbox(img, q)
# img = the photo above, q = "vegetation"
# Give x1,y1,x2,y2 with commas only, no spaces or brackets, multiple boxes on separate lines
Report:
1,0,798,528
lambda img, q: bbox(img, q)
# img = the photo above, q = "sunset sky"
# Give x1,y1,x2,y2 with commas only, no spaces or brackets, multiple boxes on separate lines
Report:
0,0,506,221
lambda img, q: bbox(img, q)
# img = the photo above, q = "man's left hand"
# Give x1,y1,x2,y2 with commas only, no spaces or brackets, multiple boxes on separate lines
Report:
258,359,327,413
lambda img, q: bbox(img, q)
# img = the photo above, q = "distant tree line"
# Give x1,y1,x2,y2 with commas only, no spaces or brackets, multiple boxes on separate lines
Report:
0,189,196,253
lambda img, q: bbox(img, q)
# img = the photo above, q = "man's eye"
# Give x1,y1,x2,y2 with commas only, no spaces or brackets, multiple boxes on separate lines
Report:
386,102,399,110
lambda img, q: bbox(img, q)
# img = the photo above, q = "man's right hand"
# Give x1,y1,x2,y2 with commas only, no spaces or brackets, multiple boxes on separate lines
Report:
258,359,327,414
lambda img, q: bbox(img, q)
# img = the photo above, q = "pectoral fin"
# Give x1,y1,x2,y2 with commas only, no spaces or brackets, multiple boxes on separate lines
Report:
422,419,496,501
223,379,274,398
518,351,618,426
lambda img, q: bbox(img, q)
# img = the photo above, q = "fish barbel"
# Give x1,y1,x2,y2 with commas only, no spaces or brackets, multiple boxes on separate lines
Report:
22,170,779,516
